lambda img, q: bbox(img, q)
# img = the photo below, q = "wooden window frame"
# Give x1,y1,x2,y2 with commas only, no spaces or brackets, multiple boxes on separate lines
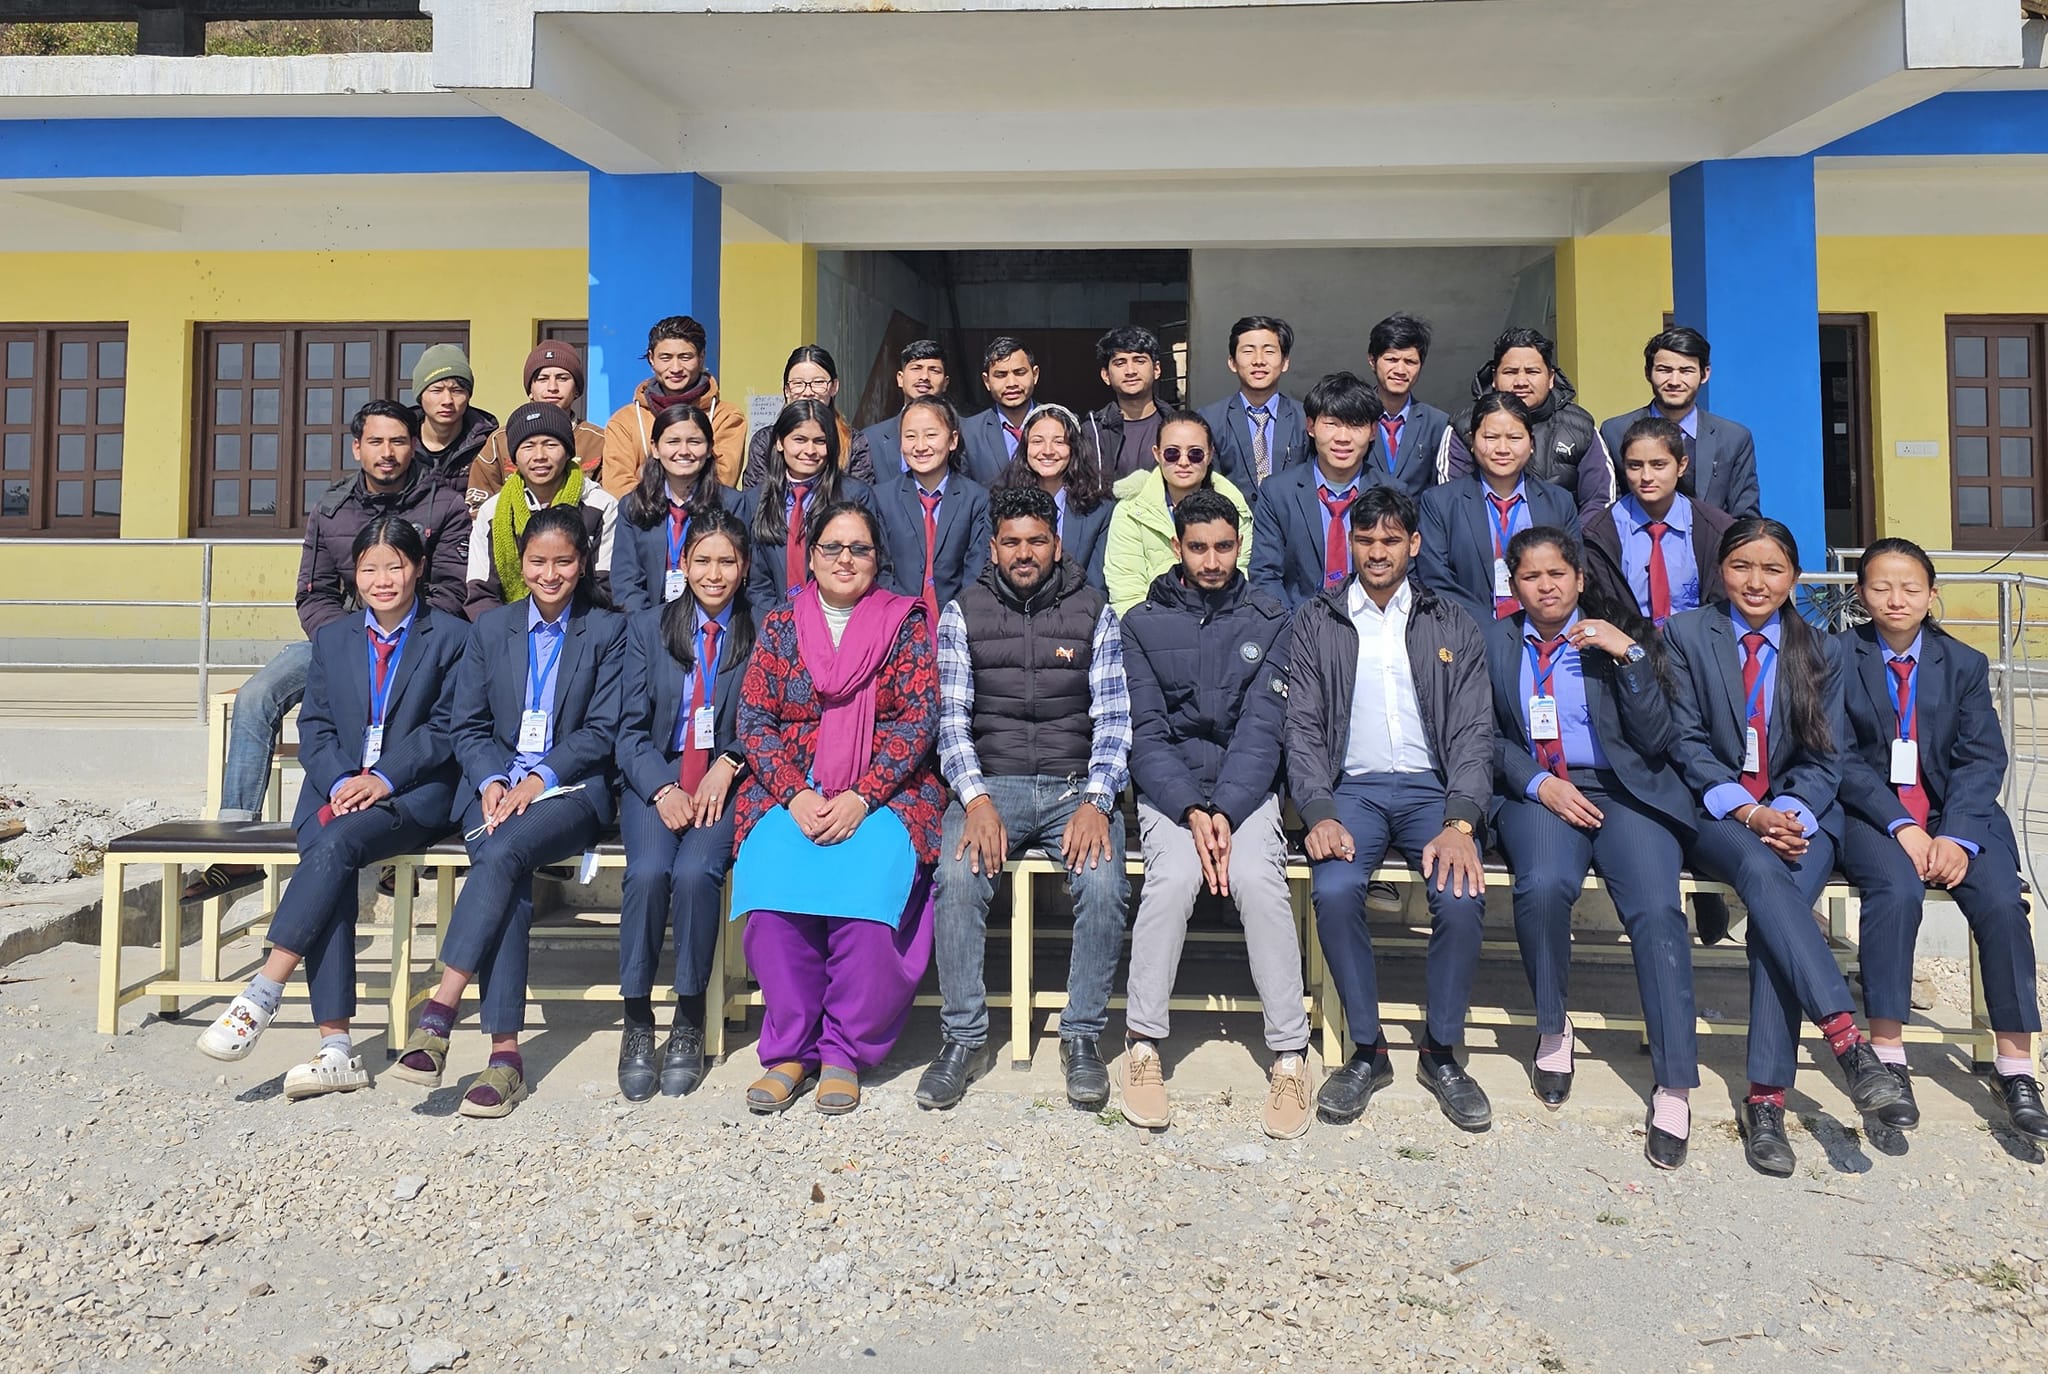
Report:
1947,316,2046,550
0,324,128,537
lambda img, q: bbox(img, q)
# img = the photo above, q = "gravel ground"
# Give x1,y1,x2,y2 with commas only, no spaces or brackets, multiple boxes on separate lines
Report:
3,942,2048,1374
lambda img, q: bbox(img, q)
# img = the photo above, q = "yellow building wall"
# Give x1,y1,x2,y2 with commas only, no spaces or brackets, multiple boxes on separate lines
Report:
719,243,818,412
1555,235,1670,426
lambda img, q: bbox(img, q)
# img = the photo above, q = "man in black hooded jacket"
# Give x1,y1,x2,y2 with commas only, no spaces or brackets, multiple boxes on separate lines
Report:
1444,327,1613,524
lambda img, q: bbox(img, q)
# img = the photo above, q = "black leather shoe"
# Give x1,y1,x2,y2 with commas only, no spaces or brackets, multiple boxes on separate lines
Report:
1417,1054,1492,1131
1873,1063,1918,1129
914,1040,992,1110
617,1026,658,1103
1738,1100,1796,1176
1061,1036,1111,1109
1835,1041,1908,1115
659,1017,705,1098
1691,893,1731,946
1316,1052,1394,1125
1530,1049,1572,1108
1644,1119,1688,1171
1999,1072,2048,1140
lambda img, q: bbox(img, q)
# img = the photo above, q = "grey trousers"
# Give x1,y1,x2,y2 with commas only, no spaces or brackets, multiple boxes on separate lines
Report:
1126,794,1309,1052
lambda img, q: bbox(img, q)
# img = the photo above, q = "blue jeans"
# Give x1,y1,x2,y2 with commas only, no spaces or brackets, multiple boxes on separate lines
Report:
219,639,312,821
618,791,736,999
934,774,1129,1047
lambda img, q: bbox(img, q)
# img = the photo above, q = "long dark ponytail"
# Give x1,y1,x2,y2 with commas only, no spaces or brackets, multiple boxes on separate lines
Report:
658,506,755,672
1717,517,1831,753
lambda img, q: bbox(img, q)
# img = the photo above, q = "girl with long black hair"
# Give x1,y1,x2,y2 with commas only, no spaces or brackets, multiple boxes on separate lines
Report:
612,402,738,612
997,404,1114,589
737,398,877,615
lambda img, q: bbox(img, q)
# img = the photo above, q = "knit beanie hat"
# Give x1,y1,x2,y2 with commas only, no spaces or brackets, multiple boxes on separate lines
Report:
524,341,586,397
411,343,473,398
507,403,576,456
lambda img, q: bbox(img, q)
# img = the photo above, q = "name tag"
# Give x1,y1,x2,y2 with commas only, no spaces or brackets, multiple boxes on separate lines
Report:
362,725,385,770
1493,557,1512,599
693,706,715,751
663,569,688,603
1528,695,1559,741
1890,738,1919,786
518,709,550,753
1742,725,1761,775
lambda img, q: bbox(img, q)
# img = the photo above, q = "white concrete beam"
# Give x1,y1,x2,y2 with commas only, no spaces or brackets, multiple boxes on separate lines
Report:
2,188,182,234
1902,0,2023,68
1572,175,1670,237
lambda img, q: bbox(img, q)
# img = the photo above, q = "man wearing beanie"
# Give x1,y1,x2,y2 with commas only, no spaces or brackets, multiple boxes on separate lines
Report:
466,401,618,617
466,340,608,516
601,314,746,497
410,343,500,498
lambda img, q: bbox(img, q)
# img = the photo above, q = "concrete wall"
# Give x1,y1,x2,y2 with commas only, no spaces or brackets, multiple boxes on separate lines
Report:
1185,246,1555,413
816,250,945,428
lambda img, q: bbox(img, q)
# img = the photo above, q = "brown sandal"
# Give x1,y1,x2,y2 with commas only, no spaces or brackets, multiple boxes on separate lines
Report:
746,1061,815,1114
815,1065,860,1115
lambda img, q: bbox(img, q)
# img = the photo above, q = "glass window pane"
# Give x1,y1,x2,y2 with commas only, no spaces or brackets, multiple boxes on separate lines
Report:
2000,387,2031,429
4,388,28,425
2001,437,2034,479
305,342,334,381
1998,335,2030,379
57,388,86,426
253,342,281,381
251,388,280,426
95,433,122,470
344,340,371,378
215,341,243,381
251,433,278,472
303,479,329,511
3,434,27,470
53,480,83,517
214,388,243,426
342,386,369,419
211,479,240,517
2003,486,2034,530
213,434,241,471
304,389,332,426
249,479,277,516
398,342,427,377
1955,386,1988,428
93,478,120,517
99,340,124,379
304,432,333,471
96,386,123,425
1953,335,1987,378
56,434,84,472
1956,435,1989,476
1957,486,1991,527
2,479,27,517
59,342,88,380
5,341,32,379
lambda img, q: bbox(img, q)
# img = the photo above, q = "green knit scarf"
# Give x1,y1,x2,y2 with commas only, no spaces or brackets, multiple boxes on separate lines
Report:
490,465,586,602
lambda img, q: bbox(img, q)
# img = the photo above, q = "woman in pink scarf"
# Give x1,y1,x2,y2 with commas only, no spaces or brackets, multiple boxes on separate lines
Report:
730,501,945,1114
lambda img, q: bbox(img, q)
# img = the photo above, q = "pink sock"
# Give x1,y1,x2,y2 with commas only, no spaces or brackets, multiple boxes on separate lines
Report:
1651,1086,1690,1138
1535,1025,1573,1073
1995,1054,2035,1079
1872,1044,1907,1067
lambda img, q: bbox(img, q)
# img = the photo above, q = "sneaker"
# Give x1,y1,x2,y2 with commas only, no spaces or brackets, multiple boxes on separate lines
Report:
1365,880,1403,914
197,994,275,1062
1118,1041,1170,1129
284,1049,370,1100
1263,1054,1314,1140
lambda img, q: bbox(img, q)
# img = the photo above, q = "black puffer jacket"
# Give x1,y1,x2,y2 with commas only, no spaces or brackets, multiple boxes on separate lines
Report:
954,558,1104,780
1120,570,1289,827
295,464,470,636
411,404,500,497
1452,364,1612,523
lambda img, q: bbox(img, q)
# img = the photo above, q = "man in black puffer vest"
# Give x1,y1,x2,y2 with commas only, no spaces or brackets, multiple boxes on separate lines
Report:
1445,327,1614,524
917,486,1133,1113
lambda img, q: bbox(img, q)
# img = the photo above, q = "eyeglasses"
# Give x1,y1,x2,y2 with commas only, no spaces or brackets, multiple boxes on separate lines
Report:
814,542,877,562
786,377,836,396
1160,446,1208,465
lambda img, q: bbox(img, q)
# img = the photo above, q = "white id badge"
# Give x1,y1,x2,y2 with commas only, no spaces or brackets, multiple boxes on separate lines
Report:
362,726,385,770
1493,557,1512,599
518,709,550,753
663,569,687,603
1528,695,1560,741
1890,737,1919,786
692,706,715,750
577,849,601,885
1742,725,1762,775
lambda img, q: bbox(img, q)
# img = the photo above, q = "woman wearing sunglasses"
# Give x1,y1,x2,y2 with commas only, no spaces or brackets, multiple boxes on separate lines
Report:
1102,410,1253,615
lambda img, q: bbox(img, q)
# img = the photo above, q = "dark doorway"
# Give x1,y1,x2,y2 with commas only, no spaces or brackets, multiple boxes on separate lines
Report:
1819,314,1873,550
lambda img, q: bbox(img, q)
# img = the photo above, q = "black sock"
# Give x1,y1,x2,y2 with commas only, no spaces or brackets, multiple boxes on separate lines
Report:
1353,1039,1391,1064
1423,1039,1460,1066
623,996,655,1029
674,992,705,1029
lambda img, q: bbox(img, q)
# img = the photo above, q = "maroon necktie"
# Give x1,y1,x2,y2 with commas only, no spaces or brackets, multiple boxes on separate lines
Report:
919,488,944,630
786,481,812,590
1528,634,1568,780
1645,521,1672,624
679,620,720,792
1890,657,1930,827
1741,630,1771,802
1318,486,1356,587
1379,414,1404,471
1487,492,1521,618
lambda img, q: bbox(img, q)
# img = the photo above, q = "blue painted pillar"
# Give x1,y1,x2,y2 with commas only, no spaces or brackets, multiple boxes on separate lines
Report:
586,172,722,425
1669,157,1823,561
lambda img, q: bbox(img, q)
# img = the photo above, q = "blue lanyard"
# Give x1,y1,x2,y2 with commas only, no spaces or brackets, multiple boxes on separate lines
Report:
666,506,690,571
1523,637,1566,697
366,625,408,728
1885,656,1919,742
694,620,720,705
1742,642,1777,724
527,625,564,714
1489,492,1521,556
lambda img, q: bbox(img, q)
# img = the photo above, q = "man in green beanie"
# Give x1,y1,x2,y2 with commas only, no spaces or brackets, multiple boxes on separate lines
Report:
410,343,500,497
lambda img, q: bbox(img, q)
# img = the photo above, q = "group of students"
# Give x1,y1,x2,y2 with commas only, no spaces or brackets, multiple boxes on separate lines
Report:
186,308,2044,1179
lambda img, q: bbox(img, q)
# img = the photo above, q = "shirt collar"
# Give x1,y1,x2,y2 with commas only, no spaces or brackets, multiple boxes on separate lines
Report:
1886,630,1925,663
363,606,417,641
1480,477,1528,504
1318,471,1359,498
697,603,735,634
1525,608,1582,646
1728,604,1781,646
1676,406,1699,439
1347,575,1411,618
915,472,950,499
1383,400,1411,424
528,599,568,633
1053,486,1068,514
1618,491,1691,535
1240,393,1274,418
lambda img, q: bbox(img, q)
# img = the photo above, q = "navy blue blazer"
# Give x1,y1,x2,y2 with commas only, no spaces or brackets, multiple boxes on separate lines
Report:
1482,612,1693,834
449,599,627,827
959,409,1022,486
615,605,752,806
859,416,903,478
1200,392,1307,488
1599,404,1761,520
294,603,467,835
1061,494,1114,593
1415,475,1579,628
1661,605,1844,842
1832,623,2017,856
872,470,992,610
732,478,879,618
1247,463,1378,611
609,484,743,613
1362,400,1452,500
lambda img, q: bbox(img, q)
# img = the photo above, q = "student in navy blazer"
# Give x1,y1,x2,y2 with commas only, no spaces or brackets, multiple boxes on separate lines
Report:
614,508,756,1103
1662,517,1907,1175
960,336,1041,485
859,338,952,479
1485,527,1698,1169
1597,328,1761,519
735,399,878,618
196,517,466,1095
996,405,1114,591
390,506,627,1120
872,397,992,619
1832,540,2046,1137
1364,312,1454,500
1249,370,1385,610
1201,314,1307,487
610,401,742,612
1416,391,1577,628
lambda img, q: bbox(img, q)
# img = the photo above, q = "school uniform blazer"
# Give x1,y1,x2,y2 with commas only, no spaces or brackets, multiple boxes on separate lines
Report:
859,416,903,477
1661,605,1844,842
872,470,993,610
1482,613,1694,834
1598,404,1761,519
449,599,627,827
732,478,880,618
1414,475,1579,628
1248,463,1375,611
1200,392,1308,487
1060,495,1115,593
615,606,752,806
1362,400,1453,500
1832,622,2017,856
608,484,743,613
959,409,1021,487
293,604,468,835
1580,496,1732,621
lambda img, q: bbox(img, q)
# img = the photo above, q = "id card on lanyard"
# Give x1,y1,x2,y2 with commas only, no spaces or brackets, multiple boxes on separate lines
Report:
520,627,564,754
1742,642,1776,775
664,510,691,603
691,621,720,750
1524,640,1560,741
1490,495,1519,600
363,626,408,770
1887,657,1920,785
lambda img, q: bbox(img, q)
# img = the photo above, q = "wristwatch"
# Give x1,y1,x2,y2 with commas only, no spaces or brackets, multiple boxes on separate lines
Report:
1445,818,1475,837
1622,643,1648,665
1088,791,1117,817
